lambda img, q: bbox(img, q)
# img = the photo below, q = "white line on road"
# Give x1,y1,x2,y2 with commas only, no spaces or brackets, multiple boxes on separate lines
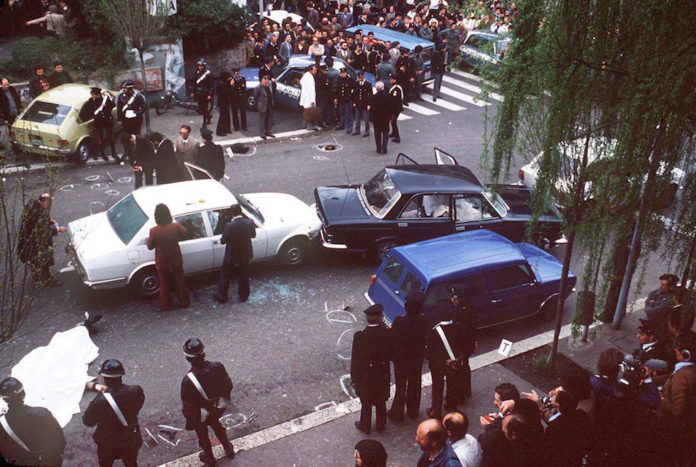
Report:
424,84,490,107
427,98,466,111
402,102,440,116
397,113,413,121
442,75,504,102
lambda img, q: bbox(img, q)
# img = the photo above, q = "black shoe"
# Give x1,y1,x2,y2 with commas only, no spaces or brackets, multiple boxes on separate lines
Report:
354,421,370,434
352,132,360,135
260,135,267,140
198,451,216,466
376,147,382,154
362,133,369,137
101,155,108,161
213,294,227,304
266,133,275,137
403,102,409,107
382,149,388,154
223,442,235,459
392,138,400,143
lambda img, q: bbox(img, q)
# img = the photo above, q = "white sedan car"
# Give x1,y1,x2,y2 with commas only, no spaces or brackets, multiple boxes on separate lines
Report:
518,136,685,205
66,179,321,296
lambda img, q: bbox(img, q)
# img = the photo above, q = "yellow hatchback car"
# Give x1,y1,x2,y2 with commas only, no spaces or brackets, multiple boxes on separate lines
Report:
11,84,120,163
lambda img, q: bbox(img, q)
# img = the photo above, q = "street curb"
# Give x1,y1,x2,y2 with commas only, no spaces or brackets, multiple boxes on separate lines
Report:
0,128,320,177
160,296,647,467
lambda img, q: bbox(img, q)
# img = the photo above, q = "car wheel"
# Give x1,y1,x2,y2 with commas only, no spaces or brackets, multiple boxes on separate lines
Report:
538,297,559,322
74,139,91,164
246,92,256,111
131,267,160,298
373,239,398,262
277,237,308,267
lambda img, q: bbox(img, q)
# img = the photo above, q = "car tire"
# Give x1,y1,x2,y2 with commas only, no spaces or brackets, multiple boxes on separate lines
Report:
246,92,256,111
373,239,398,262
131,267,160,298
538,297,559,322
74,139,91,164
277,237,309,267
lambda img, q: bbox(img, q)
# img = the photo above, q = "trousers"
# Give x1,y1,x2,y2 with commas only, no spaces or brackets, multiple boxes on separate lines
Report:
338,101,353,132
353,107,369,134
134,167,154,189
94,119,116,158
96,437,142,467
390,359,423,418
231,99,247,131
216,260,250,302
194,417,230,457
359,399,386,432
156,264,190,311
429,364,463,419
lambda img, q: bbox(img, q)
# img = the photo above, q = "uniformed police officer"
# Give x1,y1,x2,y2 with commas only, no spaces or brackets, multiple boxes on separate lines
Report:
450,287,477,401
196,127,225,181
335,67,354,134
388,74,404,143
181,338,235,466
116,79,147,163
388,292,430,422
258,56,276,88
351,304,392,434
79,87,117,162
229,68,247,132
0,377,65,466
352,70,372,137
82,359,145,467
191,58,214,127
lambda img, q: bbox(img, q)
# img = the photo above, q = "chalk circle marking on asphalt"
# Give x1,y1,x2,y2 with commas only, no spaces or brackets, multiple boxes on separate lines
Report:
117,177,132,184
85,174,100,182
313,142,342,154
90,182,109,190
227,145,257,158
105,189,120,197
59,184,78,192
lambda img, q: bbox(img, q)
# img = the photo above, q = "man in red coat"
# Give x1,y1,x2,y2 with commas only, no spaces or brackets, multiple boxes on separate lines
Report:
146,203,190,310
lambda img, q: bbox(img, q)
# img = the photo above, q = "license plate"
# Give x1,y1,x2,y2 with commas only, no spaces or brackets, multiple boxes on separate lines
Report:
30,136,42,146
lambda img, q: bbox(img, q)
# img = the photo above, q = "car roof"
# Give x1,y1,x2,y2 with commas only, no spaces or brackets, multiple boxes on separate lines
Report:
385,164,483,194
346,25,434,48
288,54,348,68
392,230,525,284
132,179,236,217
467,30,512,42
32,83,98,105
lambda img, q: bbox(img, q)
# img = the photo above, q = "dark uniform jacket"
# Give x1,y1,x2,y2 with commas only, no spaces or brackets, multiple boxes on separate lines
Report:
337,75,355,103
353,80,372,109
116,90,147,122
82,384,145,446
390,313,429,367
196,141,225,180
0,85,22,123
79,93,115,123
128,135,155,170
351,325,392,402
17,199,56,266
0,404,65,466
353,51,368,71
453,301,477,357
367,50,381,75
181,361,234,430
258,65,275,82
369,91,391,131
221,216,256,265
230,75,247,102
389,84,404,114
192,68,213,98
425,321,465,370
633,339,674,369
154,139,181,184
431,49,446,74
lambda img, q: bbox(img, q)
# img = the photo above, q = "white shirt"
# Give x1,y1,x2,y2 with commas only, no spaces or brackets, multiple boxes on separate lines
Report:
299,71,316,108
451,434,482,467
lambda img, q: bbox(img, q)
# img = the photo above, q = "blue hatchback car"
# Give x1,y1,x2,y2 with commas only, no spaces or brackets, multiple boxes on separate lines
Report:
366,229,576,327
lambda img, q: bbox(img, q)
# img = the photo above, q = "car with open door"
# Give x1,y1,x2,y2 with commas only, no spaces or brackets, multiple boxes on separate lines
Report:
66,163,321,297
314,148,566,261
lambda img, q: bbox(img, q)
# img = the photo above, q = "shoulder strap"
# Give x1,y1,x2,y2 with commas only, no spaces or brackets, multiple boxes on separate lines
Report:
187,372,210,400
434,325,456,360
103,392,129,427
0,415,30,451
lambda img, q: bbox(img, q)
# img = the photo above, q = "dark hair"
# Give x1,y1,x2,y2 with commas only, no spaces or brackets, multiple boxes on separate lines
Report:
504,413,527,440
676,334,696,361
35,65,44,71
154,203,173,226
513,399,543,435
53,61,62,67
180,124,191,132
149,132,163,143
555,389,578,414
495,382,520,402
354,439,387,467
660,273,678,287
428,421,448,449
229,204,242,216
597,348,624,380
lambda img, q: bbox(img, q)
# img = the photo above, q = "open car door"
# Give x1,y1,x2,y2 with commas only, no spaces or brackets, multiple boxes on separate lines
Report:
434,147,460,165
394,153,419,165
183,161,215,181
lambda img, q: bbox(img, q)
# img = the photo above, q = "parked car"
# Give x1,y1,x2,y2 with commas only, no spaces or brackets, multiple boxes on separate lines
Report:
366,229,577,326
66,178,321,297
265,10,314,33
459,30,512,71
314,148,566,261
240,55,376,110
11,84,120,163
518,136,685,208
344,24,434,82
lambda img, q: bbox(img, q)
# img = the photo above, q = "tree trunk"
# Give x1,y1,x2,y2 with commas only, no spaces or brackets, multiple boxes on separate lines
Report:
138,49,151,134
547,227,576,373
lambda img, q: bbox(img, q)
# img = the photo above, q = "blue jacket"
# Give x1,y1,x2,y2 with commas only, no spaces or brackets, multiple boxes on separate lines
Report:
417,441,462,467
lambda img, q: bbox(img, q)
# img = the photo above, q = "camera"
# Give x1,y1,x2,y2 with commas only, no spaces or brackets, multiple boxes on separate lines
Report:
618,355,644,389
540,395,553,409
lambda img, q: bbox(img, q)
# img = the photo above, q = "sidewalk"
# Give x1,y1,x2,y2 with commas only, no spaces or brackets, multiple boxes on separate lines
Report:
161,307,645,466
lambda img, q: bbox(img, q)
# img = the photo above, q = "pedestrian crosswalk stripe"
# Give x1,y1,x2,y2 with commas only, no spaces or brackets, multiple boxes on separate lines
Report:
442,76,504,102
428,98,465,111
397,113,412,121
424,84,490,107
448,68,497,86
403,102,439,116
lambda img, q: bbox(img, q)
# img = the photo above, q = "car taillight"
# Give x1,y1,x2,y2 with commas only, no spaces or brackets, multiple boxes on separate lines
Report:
58,139,69,148
369,274,376,287
518,168,524,181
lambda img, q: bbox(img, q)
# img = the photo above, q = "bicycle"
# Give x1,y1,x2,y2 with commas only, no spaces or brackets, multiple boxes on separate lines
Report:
155,80,214,116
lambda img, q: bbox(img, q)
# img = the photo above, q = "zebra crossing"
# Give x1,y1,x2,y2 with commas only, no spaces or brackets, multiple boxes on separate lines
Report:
396,70,502,121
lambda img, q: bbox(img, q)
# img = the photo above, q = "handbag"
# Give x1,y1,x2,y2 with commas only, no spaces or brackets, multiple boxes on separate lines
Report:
303,106,323,124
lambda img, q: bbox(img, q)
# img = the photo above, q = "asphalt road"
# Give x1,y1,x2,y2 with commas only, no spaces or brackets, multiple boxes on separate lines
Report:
0,71,666,465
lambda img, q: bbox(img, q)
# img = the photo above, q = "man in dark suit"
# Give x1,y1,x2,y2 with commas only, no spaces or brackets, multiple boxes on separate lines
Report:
351,304,392,434
149,132,180,184
543,389,591,467
229,68,247,132
633,318,674,370
388,292,430,422
388,74,404,143
253,75,274,139
451,287,477,401
369,81,391,154
0,78,23,126
82,359,145,467
196,127,224,180
214,204,256,303
426,301,466,419
180,338,235,465
127,134,155,189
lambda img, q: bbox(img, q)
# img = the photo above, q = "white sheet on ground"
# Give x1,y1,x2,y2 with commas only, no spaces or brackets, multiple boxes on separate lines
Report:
2,326,99,428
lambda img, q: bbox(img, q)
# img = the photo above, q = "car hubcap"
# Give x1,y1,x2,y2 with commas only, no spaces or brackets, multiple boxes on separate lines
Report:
142,275,158,293
286,245,302,264
79,144,89,161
